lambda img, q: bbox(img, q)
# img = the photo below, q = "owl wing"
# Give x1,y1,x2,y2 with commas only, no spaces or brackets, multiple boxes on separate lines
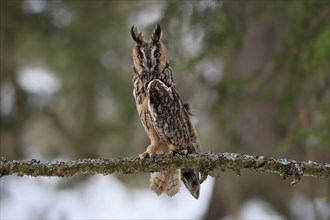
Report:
147,79,201,199
147,79,199,154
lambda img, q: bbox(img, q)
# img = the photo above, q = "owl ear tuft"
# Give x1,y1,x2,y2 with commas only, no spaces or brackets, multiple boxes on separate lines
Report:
151,24,162,42
131,26,144,44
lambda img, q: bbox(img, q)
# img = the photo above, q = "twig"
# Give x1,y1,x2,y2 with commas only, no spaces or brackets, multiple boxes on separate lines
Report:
1,152,329,185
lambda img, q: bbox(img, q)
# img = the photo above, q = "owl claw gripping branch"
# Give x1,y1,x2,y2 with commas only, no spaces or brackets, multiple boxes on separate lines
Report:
131,24,201,199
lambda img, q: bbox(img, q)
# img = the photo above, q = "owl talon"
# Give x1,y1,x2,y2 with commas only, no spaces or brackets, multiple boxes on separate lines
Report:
139,146,156,159
162,151,174,157
173,149,188,155
179,149,188,155
139,151,152,159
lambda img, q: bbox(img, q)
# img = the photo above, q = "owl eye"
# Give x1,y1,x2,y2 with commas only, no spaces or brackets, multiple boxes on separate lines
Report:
154,51,161,58
138,53,144,59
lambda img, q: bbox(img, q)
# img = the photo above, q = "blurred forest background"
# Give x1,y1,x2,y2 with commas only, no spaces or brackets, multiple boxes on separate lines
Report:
1,0,329,219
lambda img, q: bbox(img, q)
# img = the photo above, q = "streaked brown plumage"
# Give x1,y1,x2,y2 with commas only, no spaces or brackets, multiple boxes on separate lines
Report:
131,24,200,199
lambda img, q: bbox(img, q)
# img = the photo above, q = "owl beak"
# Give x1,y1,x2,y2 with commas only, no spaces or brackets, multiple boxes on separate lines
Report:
147,59,152,69
143,59,154,72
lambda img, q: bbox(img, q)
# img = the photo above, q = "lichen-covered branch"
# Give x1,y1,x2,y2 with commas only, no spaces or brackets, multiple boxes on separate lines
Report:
0,152,329,185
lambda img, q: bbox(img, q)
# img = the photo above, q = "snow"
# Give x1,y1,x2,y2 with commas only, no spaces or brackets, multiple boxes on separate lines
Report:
16,67,60,96
289,193,330,220
15,67,61,109
1,172,328,219
0,175,214,219
237,198,285,220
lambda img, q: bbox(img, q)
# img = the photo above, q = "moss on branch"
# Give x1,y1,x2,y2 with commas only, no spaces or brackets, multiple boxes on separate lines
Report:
0,152,329,185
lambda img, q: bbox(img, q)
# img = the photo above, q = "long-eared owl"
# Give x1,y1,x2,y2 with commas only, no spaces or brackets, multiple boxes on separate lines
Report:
131,24,200,199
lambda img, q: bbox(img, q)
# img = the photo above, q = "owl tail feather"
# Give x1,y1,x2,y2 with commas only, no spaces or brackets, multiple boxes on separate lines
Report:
181,168,200,199
150,169,180,197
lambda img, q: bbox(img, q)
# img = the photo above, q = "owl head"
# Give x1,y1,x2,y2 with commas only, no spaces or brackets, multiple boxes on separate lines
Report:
131,24,167,74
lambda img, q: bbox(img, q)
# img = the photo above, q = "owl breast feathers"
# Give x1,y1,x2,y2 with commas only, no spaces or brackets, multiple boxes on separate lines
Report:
131,24,201,199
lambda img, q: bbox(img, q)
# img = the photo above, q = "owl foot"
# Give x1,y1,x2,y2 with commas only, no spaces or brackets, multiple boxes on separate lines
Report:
139,144,156,159
139,144,177,159
139,151,153,159
178,149,188,155
173,148,188,155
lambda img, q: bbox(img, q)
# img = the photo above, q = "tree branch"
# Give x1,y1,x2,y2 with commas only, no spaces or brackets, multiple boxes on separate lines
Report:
1,152,329,185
